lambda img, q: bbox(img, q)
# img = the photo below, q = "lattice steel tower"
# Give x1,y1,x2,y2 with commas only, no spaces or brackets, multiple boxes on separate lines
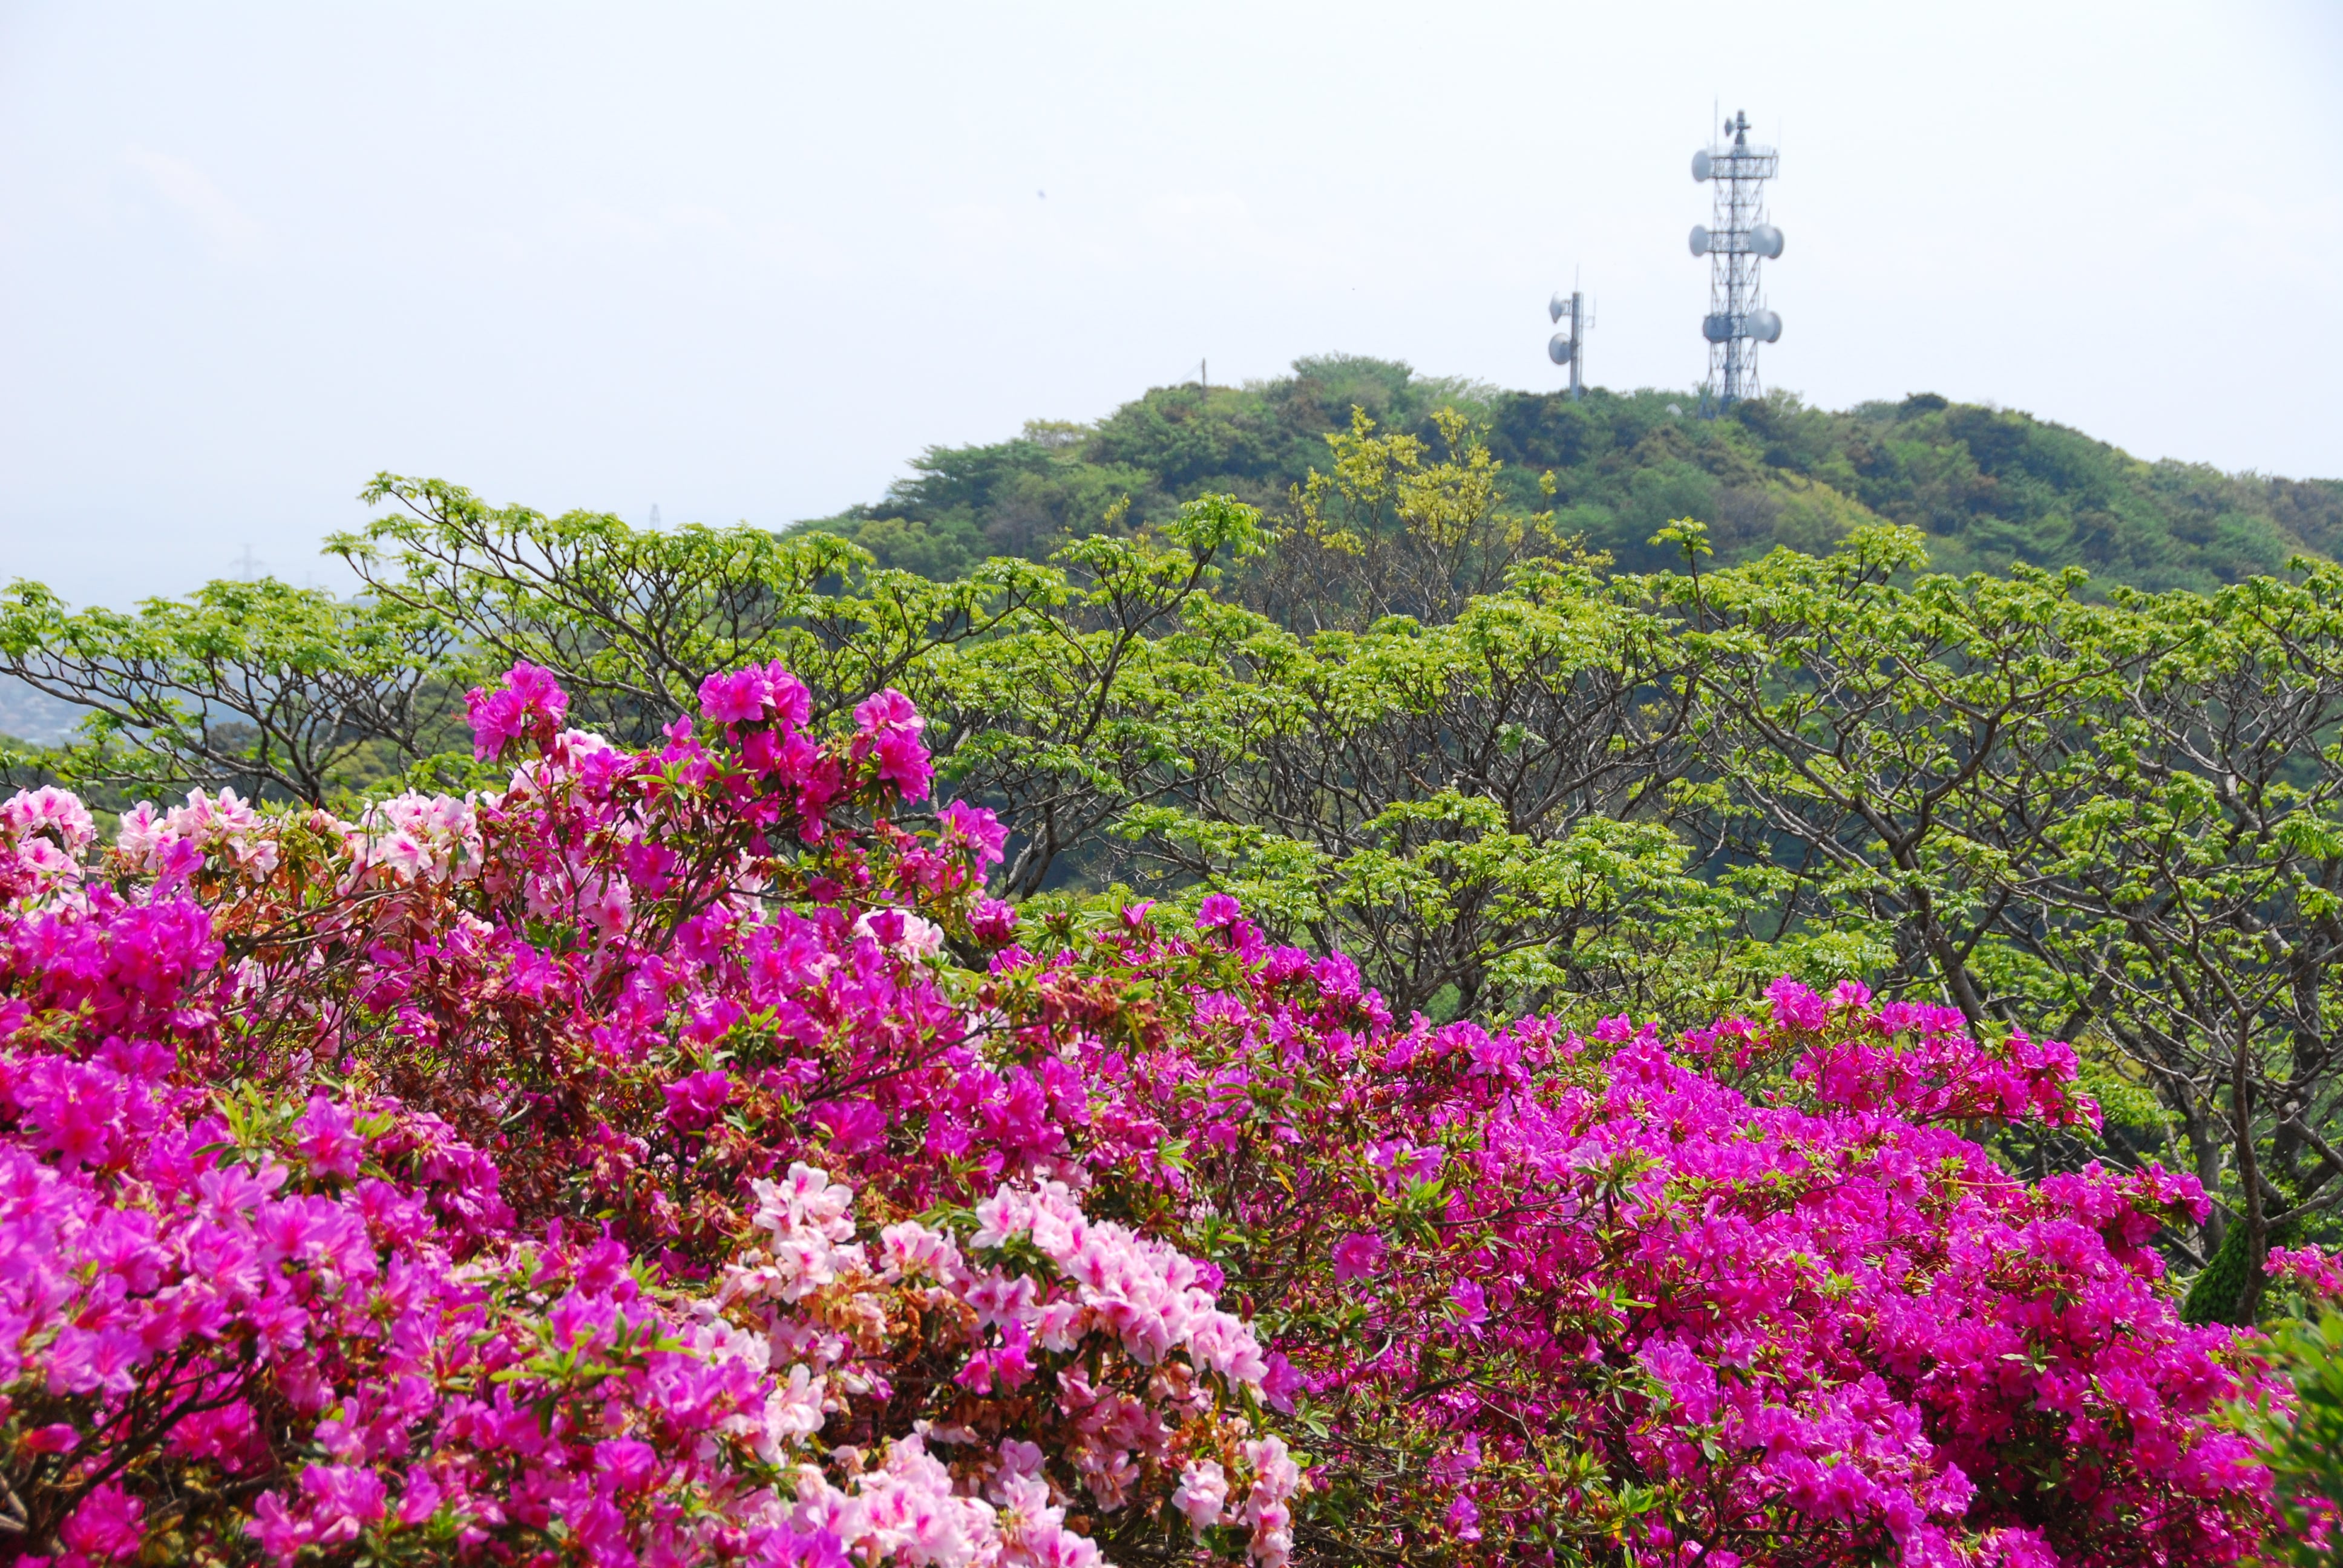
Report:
1688,109,1783,414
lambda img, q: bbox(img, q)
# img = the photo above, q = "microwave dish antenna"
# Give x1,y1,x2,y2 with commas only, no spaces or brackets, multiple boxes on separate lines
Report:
1542,285,1593,400
1686,108,1784,414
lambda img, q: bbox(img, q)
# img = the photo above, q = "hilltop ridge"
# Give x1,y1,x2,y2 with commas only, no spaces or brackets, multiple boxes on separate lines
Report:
801,355,2343,594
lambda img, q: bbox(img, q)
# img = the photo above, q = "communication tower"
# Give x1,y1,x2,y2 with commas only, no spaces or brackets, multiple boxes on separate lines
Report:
1688,109,1783,414
1547,286,1592,400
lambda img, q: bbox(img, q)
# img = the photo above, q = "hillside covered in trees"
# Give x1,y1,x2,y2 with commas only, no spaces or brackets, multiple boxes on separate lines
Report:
802,355,2343,593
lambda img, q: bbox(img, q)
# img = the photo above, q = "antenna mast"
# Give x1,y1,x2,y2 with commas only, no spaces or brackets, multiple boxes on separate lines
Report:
1688,109,1784,414
1547,281,1593,401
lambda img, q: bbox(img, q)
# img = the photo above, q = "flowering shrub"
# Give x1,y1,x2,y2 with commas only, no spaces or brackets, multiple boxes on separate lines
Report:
2269,1246,2343,1307
0,668,1289,1568
2253,1246,2343,1564
0,662,2285,1566
958,918,2273,1566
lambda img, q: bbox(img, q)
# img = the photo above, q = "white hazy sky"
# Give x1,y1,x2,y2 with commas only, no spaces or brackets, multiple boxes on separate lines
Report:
2,1,2338,607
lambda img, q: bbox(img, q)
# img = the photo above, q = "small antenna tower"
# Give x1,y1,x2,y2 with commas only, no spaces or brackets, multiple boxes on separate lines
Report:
1688,109,1784,414
230,544,266,581
1546,279,1593,400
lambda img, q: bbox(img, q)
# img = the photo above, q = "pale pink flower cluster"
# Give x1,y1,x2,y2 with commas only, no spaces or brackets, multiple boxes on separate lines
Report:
856,907,948,960
10,780,486,899
958,1181,1294,1563
971,1181,1265,1381
532,864,635,940
504,726,620,793
770,1394,1276,1568
338,791,484,885
116,788,281,879
731,1161,870,1305
1172,1460,1230,1529
787,1436,1105,1568
1237,1437,1301,1568
1162,1446,1298,1568
497,724,803,942
106,784,487,895
702,1165,1296,1568
0,785,94,889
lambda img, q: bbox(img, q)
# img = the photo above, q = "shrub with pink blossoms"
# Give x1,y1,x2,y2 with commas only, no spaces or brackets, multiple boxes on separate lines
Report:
0,661,2295,1567
0,667,1293,1568
2252,1245,2343,1566
962,913,2280,1564
2269,1245,2343,1308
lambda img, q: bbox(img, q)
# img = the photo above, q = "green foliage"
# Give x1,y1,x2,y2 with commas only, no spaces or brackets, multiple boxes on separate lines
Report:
0,575,459,805
339,473,1027,742
2184,1219,2255,1327
799,359,2342,596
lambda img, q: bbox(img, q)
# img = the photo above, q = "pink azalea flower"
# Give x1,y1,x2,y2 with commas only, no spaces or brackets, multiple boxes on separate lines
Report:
1331,1231,1386,1282
61,1484,144,1563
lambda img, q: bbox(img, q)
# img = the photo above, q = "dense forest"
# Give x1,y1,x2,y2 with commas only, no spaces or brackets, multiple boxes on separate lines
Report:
5,367,2343,1563
801,355,2343,593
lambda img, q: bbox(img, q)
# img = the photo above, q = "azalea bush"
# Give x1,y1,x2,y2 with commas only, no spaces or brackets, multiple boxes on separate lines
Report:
2250,1248,2343,1564
0,661,2292,1566
977,915,2273,1566
0,667,1294,1568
